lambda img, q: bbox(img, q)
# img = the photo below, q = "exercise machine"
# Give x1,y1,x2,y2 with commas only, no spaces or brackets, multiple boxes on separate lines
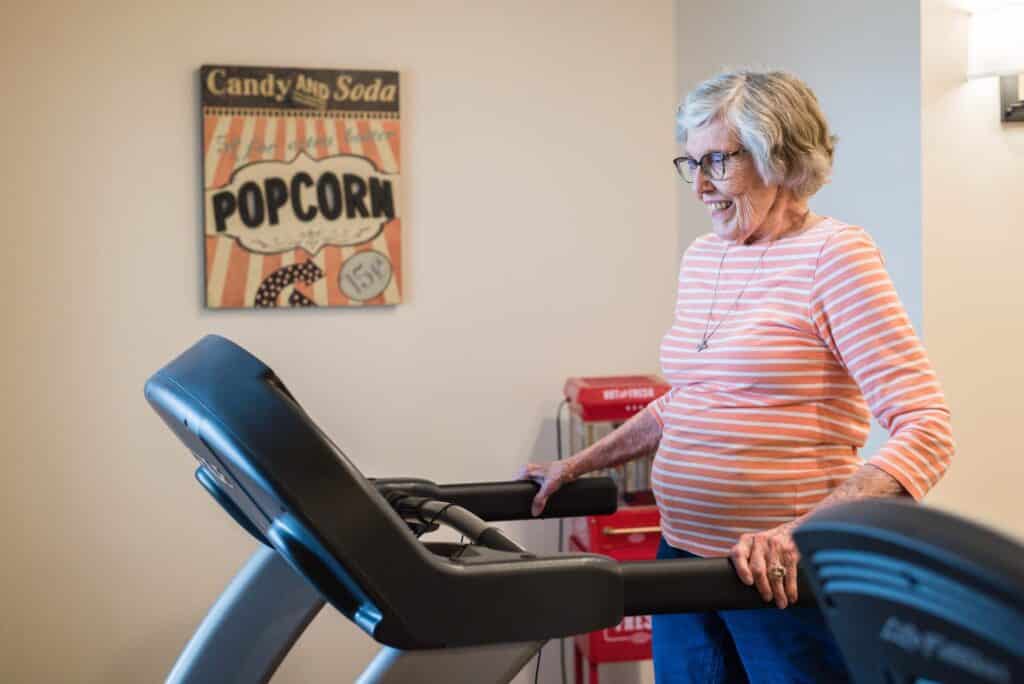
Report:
794,499,1024,683
145,335,806,683
146,335,1024,683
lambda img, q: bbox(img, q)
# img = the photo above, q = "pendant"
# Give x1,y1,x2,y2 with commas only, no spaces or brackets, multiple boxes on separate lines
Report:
696,339,708,352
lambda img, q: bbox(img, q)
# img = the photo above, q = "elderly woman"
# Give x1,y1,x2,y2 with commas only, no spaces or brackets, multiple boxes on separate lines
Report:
520,70,953,683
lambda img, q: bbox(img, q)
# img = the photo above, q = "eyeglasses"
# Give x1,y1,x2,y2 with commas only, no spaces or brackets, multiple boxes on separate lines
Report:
672,149,744,183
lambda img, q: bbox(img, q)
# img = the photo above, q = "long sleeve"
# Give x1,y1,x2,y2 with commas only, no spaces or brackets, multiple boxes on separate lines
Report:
810,227,954,499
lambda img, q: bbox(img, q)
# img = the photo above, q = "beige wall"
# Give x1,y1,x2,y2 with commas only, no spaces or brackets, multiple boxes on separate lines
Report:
921,0,1024,536
1,3,676,682
5,1,1023,683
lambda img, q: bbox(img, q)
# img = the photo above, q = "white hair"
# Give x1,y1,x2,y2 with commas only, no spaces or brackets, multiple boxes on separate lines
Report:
677,69,838,198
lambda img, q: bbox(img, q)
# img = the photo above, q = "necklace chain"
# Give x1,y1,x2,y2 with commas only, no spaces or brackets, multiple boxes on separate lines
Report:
697,210,811,352
697,243,769,352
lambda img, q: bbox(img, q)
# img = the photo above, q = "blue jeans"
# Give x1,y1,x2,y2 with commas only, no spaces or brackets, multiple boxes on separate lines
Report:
651,538,850,684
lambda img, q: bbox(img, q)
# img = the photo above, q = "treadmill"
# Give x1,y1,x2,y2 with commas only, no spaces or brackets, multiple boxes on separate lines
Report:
145,335,1024,684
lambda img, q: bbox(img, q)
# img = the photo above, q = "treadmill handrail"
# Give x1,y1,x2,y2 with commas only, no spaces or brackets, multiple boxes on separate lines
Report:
373,477,618,522
620,558,814,615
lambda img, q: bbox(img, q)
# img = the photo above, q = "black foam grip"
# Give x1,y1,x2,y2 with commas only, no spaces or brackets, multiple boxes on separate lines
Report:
373,477,619,521
431,477,618,521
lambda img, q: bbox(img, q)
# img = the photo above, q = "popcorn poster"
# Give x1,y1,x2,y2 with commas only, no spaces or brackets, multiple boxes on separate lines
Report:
201,65,401,308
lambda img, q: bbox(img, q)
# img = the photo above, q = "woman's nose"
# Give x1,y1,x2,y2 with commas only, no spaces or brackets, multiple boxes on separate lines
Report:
693,168,713,197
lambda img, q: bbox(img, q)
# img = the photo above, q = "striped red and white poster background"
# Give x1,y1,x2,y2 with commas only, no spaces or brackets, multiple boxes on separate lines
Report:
202,111,402,308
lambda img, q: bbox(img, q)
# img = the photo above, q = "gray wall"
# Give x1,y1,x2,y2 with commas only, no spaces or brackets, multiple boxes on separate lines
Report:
675,0,923,457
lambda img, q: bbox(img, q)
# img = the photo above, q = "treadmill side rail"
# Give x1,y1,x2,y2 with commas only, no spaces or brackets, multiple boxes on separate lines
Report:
167,547,325,684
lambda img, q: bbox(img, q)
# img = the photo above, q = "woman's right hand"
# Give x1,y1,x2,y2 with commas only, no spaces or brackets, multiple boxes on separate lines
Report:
517,458,581,517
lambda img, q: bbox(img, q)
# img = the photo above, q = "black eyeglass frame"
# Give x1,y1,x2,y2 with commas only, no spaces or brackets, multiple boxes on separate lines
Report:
672,149,744,183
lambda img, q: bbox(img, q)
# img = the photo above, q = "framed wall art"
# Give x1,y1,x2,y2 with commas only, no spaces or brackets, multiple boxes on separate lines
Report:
201,65,401,308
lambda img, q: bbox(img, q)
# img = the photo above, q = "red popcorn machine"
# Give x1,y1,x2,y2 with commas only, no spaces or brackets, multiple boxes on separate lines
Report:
562,375,670,684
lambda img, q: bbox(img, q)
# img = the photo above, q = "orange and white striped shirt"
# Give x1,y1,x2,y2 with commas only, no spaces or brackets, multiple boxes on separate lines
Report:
647,219,954,557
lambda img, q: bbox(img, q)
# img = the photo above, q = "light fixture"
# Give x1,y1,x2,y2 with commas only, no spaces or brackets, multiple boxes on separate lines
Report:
967,2,1024,122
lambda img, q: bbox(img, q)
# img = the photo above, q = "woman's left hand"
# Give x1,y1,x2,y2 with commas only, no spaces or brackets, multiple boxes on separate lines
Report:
729,522,800,609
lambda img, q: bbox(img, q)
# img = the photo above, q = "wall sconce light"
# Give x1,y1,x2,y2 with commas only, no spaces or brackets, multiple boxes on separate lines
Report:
967,2,1024,122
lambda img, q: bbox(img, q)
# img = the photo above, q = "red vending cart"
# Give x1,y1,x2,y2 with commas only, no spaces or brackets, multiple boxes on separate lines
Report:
563,376,670,684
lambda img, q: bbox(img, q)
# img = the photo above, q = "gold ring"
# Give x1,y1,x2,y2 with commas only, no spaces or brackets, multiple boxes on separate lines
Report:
768,565,787,580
